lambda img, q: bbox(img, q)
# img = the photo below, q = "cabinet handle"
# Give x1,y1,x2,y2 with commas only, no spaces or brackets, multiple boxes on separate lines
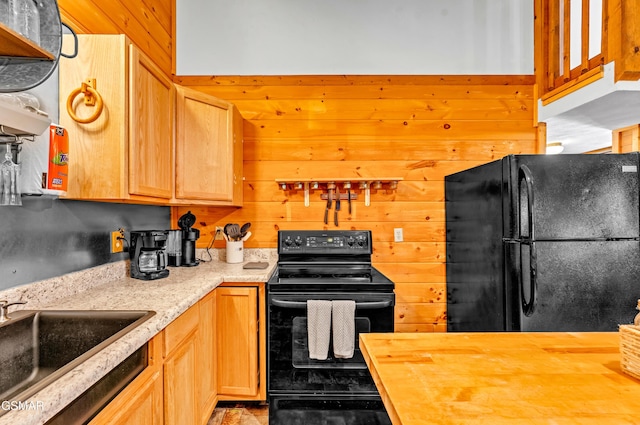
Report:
66,79,104,124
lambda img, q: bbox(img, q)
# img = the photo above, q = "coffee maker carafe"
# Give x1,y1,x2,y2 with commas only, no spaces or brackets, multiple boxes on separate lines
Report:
130,230,170,280
178,211,200,266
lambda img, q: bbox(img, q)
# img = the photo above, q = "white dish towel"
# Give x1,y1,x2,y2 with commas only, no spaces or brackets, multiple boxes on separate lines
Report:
332,300,356,359
307,300,332,360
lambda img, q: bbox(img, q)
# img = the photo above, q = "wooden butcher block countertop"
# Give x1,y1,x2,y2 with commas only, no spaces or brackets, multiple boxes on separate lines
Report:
360,332,640,425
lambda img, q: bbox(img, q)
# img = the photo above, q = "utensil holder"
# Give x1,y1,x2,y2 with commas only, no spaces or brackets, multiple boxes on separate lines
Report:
226,240,244,264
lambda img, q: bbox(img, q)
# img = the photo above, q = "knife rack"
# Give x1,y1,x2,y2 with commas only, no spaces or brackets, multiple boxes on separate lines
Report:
275,178,402,206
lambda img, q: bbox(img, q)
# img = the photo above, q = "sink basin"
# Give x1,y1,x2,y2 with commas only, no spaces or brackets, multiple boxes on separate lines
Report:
0,310,155,411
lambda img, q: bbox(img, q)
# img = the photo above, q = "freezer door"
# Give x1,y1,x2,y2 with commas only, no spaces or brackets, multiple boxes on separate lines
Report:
509,240,640,331
504,153,640,240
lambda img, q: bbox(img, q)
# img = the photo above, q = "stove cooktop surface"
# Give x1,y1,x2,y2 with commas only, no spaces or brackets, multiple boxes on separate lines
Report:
270,230,393,292
268,263,393,292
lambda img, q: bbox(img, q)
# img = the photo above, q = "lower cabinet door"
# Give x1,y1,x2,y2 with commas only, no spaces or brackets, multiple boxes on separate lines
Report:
164,334,199,425
89,369,163,425
216,286,259,397
198,291,218,423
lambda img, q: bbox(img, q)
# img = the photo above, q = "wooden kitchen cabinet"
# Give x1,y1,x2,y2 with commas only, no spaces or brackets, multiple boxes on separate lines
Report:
88,334,164,425
59,34,174,203
86,289,220,425
197,290,218,423
216,283,266,400
175,86,243,205
163,290,220,425
59,34,243,206
163,303,199,425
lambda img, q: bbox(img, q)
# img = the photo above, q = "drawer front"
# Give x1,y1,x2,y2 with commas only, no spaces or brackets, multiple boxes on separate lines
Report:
163,304,199,357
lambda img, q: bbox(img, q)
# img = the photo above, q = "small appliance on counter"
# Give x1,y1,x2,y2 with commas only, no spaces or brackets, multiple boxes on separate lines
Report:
177,211,200,267
130,230,170,280
166,230,182,267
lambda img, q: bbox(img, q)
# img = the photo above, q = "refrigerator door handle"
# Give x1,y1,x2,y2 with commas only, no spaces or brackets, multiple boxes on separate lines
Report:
521,241,537,316
518,164,535,241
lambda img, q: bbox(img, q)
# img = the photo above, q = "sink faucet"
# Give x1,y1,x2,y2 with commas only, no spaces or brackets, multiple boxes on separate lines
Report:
0,301,26,323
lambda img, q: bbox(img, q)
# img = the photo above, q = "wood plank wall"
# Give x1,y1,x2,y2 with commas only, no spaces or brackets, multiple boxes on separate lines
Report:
173,75,539,332
59,2,540,332
58,0,173,76
613,125,640,153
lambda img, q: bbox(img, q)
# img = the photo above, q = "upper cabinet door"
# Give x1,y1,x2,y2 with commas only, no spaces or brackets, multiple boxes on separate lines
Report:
129,46,175,199
175,86,242,204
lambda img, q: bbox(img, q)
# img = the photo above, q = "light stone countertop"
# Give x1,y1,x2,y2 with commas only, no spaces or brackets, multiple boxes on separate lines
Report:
0,249,277,425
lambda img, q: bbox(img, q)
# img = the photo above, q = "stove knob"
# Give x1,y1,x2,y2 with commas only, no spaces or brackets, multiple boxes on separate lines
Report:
347,237,355,246
284,238,293,246
357,239,366,248
294,237,303,246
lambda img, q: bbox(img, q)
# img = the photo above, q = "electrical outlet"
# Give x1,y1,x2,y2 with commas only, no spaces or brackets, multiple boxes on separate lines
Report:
394,228,404,242
111,228,125,253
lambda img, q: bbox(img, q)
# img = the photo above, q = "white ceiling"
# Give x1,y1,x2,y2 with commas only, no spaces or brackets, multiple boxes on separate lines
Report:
541,63,640,154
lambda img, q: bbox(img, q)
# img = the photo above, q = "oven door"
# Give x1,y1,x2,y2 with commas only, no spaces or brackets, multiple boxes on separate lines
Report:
267,291,394,395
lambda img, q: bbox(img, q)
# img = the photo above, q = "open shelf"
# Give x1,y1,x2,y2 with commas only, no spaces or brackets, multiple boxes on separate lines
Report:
0,22,55,60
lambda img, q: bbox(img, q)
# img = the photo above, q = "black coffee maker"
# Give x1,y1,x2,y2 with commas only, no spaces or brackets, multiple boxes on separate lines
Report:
130,230,170,280
178,211,200,266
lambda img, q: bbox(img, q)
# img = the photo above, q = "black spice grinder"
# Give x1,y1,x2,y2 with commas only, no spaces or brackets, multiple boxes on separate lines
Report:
178,210,200,266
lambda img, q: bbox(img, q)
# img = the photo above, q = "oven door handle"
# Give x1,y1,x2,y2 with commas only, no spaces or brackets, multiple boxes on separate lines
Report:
271,299,393,310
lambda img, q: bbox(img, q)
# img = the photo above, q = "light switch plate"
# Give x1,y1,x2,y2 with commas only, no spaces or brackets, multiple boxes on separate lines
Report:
393,228,403,242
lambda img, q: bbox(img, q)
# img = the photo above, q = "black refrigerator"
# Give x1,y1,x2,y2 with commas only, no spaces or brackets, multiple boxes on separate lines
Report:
446,153,640,332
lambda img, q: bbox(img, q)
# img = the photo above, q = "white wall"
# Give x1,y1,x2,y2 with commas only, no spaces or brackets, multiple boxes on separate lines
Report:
176,0,534,75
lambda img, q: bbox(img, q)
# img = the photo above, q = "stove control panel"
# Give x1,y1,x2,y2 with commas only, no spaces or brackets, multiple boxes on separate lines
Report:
278,230,372,254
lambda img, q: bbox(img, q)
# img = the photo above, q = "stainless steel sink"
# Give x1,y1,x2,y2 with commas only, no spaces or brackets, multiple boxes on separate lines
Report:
0,309,155,415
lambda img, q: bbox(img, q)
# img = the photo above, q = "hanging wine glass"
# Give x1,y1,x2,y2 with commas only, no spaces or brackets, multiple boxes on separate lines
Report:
1,143,21,206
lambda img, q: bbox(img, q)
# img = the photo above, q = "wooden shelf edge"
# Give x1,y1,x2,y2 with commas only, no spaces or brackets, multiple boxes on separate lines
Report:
0,23,55,60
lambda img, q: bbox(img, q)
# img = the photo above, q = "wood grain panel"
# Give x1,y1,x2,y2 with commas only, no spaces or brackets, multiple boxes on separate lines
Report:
394,282,446,304
59,0,172,76
231,98,534,121
175,83,535,101
613,124,640,153
244,121,536,142
173,75,537,86
244,141,526,161
171,75,539,332
373,242,445,263
395,302,447,324
185,201,444,225
375,263,446,283
193,221,446,250
58,2,121,34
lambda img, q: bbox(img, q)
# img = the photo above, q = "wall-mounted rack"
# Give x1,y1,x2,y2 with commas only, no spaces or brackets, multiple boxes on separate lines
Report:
0,126,35,165
275,178,402,206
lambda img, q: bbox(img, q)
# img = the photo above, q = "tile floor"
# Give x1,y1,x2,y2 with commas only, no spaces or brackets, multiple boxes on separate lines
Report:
208,402,269,425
